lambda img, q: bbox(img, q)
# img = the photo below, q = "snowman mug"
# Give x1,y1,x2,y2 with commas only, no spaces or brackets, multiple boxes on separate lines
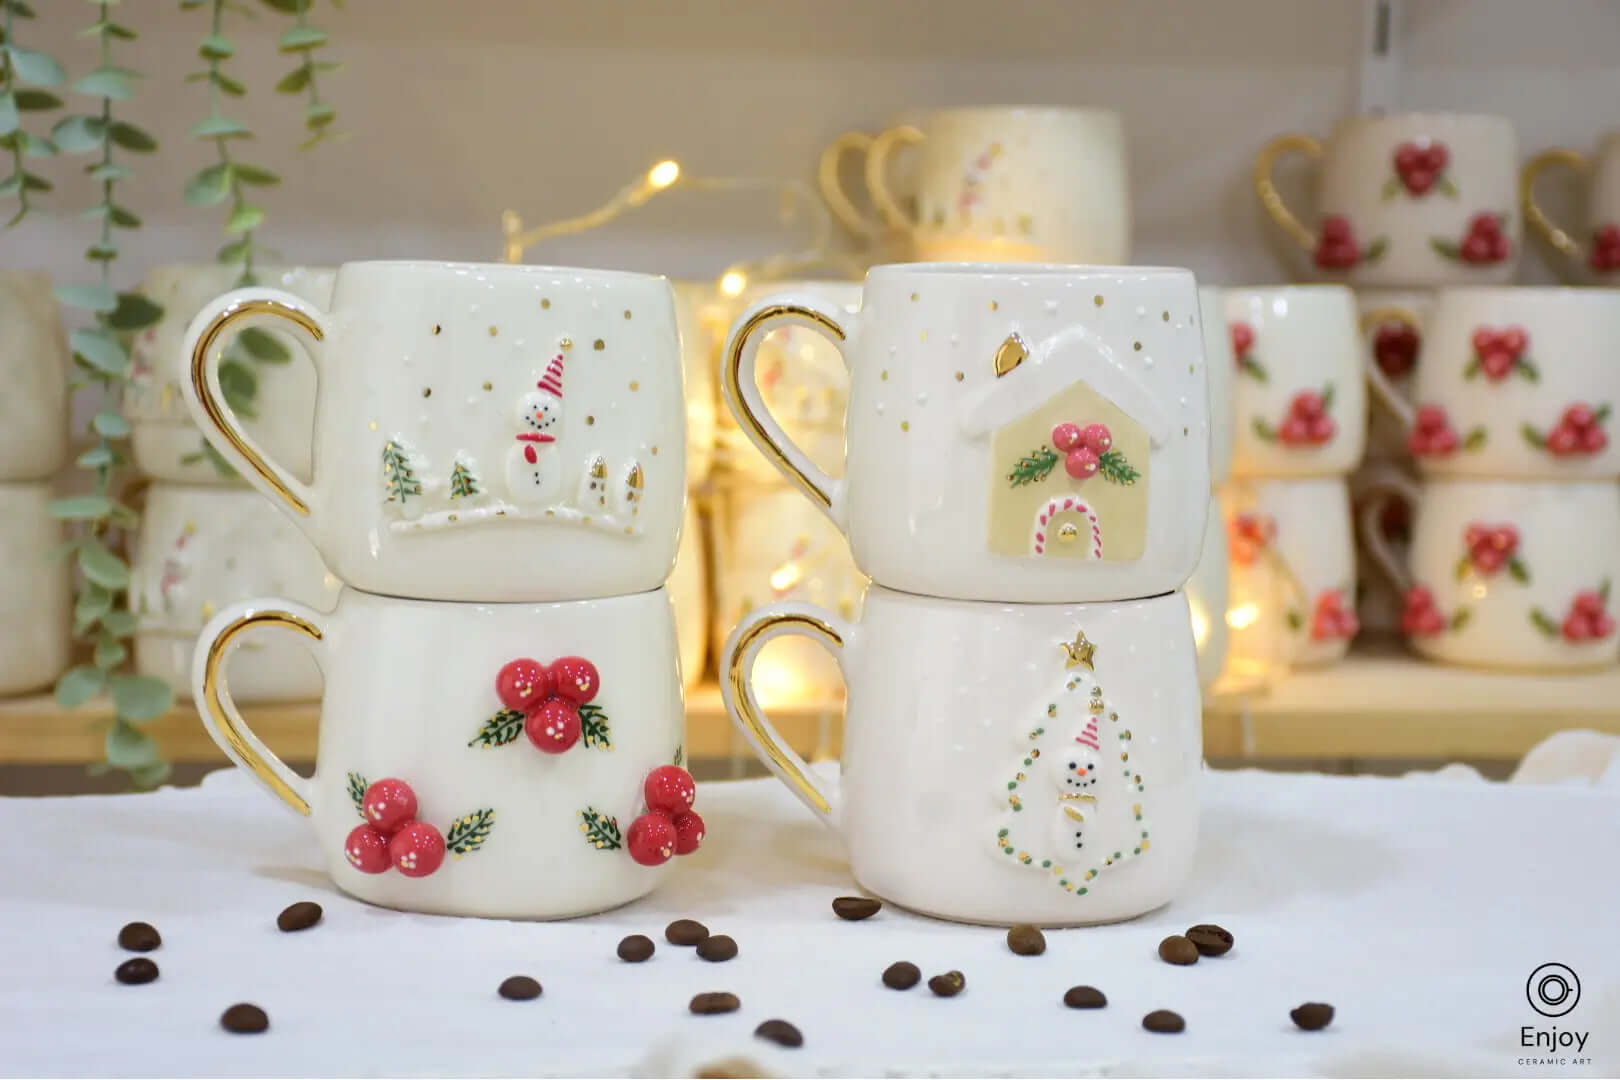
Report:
182,261,687,603
721,584,1202,926
193,586,695,918
723,264,1211,604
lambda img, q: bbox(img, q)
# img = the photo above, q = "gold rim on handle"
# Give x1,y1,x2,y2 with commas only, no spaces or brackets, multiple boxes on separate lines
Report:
1520,148,1590,262
818,131,879,239
189,296,323,516
1254,133,1325,251
865,124,925,232
201,608,324,816
726,611,844,817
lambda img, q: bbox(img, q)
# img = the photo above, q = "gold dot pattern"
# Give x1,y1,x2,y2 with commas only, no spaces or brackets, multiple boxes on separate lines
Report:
1162,311,1170,322
910,292,919,302
623,310,632,320
422,387,431,398
989,300,999,311
1133,341,1142,351
954,371,964,382
1094,295,1104,307
541,298,551,309
482,381,492,391
586,415,595,425
629,380,640,391
881,370,889,381
432,324,442,335
488,326,498,337
593,339,605,351
900,421,910,432
651,445,659,455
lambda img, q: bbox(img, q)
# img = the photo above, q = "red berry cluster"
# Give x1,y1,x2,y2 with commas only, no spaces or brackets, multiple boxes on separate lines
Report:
1463,523,1519,576
1400,586,1448,637
1592,224,1620,272
495,656,601,754
626,765,704,867
1542,403,1609,457
1469,326,1528,381
1560,590,1616,642
1393,140,1450,196
1276,390,1335,447
1051,422,1113,480
1314,215,1362,270
1453,212,1511,265
1309,589,1359,642
345,779,445,878
1372,322,1420,379
1228,513,1276,567
1408,404,1460,457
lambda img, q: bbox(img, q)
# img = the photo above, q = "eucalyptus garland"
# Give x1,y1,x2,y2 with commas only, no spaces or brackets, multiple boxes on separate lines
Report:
0,0,66,223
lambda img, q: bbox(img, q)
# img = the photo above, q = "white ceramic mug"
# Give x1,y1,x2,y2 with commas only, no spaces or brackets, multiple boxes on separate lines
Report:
1198,286,1235,487
669,500,708,692
1257,112,1519,286
130,485,339,703
724,264,1211,603
1356,289,1435,460
181,261,688,602
126,265,331,485
1186,494,1229,691
721,584,1201,926
1367,288,1620,479
193,586,695,918
1223,286,1367,477
1358,473,1620,670
0,272,69,481
0,482,70,695
671,280,721,487
863,107,1130,264
1522,132,1620,279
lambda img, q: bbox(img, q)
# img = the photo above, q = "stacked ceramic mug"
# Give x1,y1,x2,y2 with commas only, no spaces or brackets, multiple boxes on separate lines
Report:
180,262,703,919
716,264,1210,926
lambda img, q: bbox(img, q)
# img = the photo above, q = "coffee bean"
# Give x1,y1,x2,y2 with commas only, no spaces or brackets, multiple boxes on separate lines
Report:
689,991,741,1015
1006,924,1046,956
666,918,709,946
617,934,655,962
497,975,542,1001
831,896,881,921
754,1019,803,1048
117,921,160,952
1158,934,1199,965
696,934,738,962
1186,923,1233,957
927,970,965,997
1142,1009,1185,1033
276,901,322,933
882,961,920,990
1291,1002,1334,1031
1063,985,1106,1009
220,1003,269,1034
114,958,158,985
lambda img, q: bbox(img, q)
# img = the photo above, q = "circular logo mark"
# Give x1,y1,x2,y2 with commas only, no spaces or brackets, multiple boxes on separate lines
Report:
1527,963,1581,1017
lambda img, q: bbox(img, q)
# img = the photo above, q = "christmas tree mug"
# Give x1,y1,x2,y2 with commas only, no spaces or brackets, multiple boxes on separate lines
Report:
723,263,1212,603
721,584,1202,926
181,261,688,602
191,585,696,918
1521,132,1620,281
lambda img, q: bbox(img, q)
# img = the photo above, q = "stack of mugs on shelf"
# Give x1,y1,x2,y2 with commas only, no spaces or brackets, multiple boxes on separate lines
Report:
183,263,705,918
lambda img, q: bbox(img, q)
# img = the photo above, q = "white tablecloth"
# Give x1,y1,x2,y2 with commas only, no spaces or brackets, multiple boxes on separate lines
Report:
4,764,1617,1078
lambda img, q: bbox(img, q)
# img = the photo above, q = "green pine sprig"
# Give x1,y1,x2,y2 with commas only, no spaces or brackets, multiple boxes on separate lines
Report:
445,808,495,856
449,459,479,499
579,702,612,750
579,807,622,851
467,708,525,748
1007,445,1059,487
0,0,66,223
1097,448,1138,486
346,771,368,817
382,439,422,503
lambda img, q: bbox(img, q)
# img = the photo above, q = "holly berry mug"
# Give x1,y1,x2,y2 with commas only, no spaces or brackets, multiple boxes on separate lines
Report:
1256,112,1519,286
0,271,69,481
1521,132,1620,281
723,263,1212,604
1358,471,1620,671
1366,287,1620,479
721,584,1202,926
192,586,696,918
1222,286,1367,477
181,261,687,602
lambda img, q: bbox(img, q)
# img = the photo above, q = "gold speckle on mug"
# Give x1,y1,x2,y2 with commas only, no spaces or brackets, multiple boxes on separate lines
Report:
1189,363,1196,374
625,525,634,534
989,300,999,312
488,326,498,337
586,415,595,426
651,445,659,455
910,291,919,302
1133,341,1142,351
629,380,640,391
900,420,910,432
448,513,458,523
881,369,889,381
623,309,632,320
422,387,431,398
483,381,493,391
541,298,551,309
954,371,965,382
432,324,442,335
1162,311,1170,322
560,337,573,351
1183,426,1190,436
1017,213,1033,235
368,421,377,431
1093,294,1104,307
920,330,928,343
593,339,605,351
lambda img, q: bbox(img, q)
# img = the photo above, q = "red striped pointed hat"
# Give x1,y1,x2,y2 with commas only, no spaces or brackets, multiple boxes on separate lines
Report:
1075,715,1100,751
538,353,565,397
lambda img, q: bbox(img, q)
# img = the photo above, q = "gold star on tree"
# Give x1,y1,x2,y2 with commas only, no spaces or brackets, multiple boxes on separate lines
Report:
1061,630,1096,670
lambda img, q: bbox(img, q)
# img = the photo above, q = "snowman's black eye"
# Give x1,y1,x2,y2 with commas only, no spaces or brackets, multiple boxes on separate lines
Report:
1068,762,1076,769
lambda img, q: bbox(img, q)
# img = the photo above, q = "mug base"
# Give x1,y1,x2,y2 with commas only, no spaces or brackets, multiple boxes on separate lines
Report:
330,875,663,921
852,873,1174,929
1408,641,1619,674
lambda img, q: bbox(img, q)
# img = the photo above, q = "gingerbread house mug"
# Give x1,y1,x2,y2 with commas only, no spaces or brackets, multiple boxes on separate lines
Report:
0,271,69,481
192,586,696,918
1256,112,1519,286
0,482,71,696
721,584,1201,926
1521,132,1620,280
723,264,1211,604
181,261,687,602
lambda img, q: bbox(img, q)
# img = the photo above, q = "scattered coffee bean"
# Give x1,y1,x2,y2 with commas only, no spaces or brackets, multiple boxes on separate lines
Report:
754,1019,803,1048
1158,934,1199,965
666,918,710,946
1142,1008,1185,1034
617,934,655,962
220,1003,269,1034
696,934,738,962
276,901,322,933
114,958,158,985
1186,923,1234,957
927,970,965,997
882,961,921,990
1290,1002,1334,1031
1006,924,1046,956
1063,985,1107,1009
117,921,161,952
689,991,741,1015
831,896,881,921
497,976,542,1001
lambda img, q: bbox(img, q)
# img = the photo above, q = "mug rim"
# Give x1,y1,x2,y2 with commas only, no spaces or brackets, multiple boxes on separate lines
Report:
332,259,669,285
1333,110,1515,132
900,104,1122,124
1221,283,1356,301
867,261,1192,280
1432,285,1620,304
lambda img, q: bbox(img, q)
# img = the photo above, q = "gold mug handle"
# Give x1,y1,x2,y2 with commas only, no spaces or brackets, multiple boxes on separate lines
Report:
865,123,925,232
818,131,880,240
720,602,851,826
182,288,327,518
1254,133,1325,252
1358,305,1422,433
1520,148,1591,265
192,598,329,816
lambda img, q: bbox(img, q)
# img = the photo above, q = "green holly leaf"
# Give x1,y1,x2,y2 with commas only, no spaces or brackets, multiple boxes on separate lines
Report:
5,45,66,86
55,664,106,708
1529,608,1560,638
1463,427,1488,451
1252,417,1278,443
1521,423,1546,450
1596,403,1613,425
78,538,129,589
1439,176,1458,198
107,291,163,330
1430,237,1461,261
1321,382,1336,411
1097,448,1139,486
1462,357,1480,380
1006,445,1059,487
1285,609,1304,631
1508,558,1530,584
1517,358,1540,383
1379,176,1400,201
108,674,175,723
1364,236,1389,262
1454,554,1472,582
579,702,612,750
107,120,156,152
578,807,623,851
1450,608,1471,631
445,808,495,855
1602,578,1612,603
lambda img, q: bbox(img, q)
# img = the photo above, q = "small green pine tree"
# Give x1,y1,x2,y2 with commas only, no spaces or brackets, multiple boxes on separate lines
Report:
449,459,479,500
381,439,422,504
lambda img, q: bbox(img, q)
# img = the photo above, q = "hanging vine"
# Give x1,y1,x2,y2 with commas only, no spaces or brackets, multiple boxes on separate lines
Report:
0,0,66,223
264,0,344,148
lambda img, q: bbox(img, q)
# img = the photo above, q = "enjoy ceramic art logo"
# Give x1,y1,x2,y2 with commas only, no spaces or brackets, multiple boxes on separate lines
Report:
1518,962,1591,1068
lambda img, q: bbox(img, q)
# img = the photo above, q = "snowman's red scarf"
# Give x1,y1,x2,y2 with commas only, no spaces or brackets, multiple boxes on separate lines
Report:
514,433,556,443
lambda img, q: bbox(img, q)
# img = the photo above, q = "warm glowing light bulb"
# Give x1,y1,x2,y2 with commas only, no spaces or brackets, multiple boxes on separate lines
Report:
720,270,747,297
1226,602,1260,630
648,160,680,189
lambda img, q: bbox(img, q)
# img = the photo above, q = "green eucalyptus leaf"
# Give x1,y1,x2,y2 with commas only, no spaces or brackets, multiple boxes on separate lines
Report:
95,636,128,669
5,46,66,87
106,721,163,768
0,173,22,198
14,88,62,111
6,1,39,17
78,538,129,589
49,493,115,519
219,359,258,413
305,101,335,128
109,675,175,724
107,120,156,152
102,610,138,637
231,163,280,186
44,537,81,563
107,291,163,330
51,114,106,152
75,583,112,622
85,162,131,182
57,282,117,312
278,25,328,51
73,68,134,101
190,114,250,140
101,22,137,41
76,444,116,467
18,130,53,156
198,34,236,60
275,66,310,94
238,326,290,363
257,0,310,12
216,71,246,97
18,169,49,191
226,202,264,234
184,162,232,207
107,204,141,228
70,328,127,373
0,94,19,137
106,501,139,527
55,665,106,708
128,761,173,789
217,238,252,264
92,411,131,438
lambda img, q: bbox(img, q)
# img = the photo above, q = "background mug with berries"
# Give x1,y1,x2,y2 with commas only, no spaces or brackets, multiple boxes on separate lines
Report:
1521,132,1620,281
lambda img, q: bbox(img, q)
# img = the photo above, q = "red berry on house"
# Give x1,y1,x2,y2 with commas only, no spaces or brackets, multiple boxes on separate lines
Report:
1290,390,1325,420
361,778,418,836
1583,425,1609,454
672,810,706,855
1404,585,1434,611
1314,216,1360,269
496,658,552,714
1547,424,1581,456
1308,415,1337,444
1564,403,1596,430
1230,321,1254,357
626,812,677,867
1051,423,1082,452
549,656,600,705
1432,428,1460,455
1593,225,1620,271
1373,323,1419,378
1079,423,1113,453
1065,448,1100,479
644,764,698,816
526,698,581,753
388,821,445,878
1472,547,1504,574
344,825,391,874
1574,590,1607,617
1279,416,1311,445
